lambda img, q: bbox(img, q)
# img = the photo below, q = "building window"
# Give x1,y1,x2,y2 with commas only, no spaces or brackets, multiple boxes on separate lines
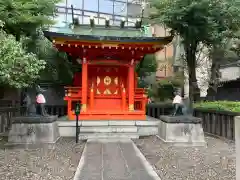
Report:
84,0,98,11
114,1,127,16
99,0,113,14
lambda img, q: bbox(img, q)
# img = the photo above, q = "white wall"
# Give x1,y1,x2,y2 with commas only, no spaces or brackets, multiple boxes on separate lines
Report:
220,66,240,81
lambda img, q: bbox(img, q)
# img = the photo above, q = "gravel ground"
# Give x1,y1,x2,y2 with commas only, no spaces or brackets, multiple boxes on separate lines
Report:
0,137,85,180
133,135,235,180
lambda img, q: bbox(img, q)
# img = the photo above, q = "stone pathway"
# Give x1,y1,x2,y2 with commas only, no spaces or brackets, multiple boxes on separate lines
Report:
74,139,160,180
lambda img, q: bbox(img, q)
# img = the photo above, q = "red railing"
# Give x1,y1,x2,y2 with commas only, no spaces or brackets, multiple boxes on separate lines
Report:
64,87,82,98
134,88,147,110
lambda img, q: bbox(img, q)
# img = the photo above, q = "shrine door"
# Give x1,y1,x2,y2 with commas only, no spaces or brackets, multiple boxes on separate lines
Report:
89,66,124,111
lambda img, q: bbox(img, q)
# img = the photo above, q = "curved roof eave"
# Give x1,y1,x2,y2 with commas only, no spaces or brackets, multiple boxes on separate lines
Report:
43,30,173,45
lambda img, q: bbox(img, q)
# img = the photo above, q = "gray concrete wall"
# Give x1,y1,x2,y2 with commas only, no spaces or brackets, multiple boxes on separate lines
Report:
158,120,206,146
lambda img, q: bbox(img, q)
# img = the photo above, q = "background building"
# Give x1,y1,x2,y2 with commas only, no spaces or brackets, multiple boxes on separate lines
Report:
151,24,174,79
214,61,240,101
54,0,144,28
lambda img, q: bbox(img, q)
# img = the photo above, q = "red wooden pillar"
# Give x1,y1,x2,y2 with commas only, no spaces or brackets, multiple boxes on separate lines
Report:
81,57,88,112
68,100,72,115
122,88,126,110
128,59,135,111
90,84,94,110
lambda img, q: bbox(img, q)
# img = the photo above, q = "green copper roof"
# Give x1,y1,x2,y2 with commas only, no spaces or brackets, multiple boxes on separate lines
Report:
50,24,153,38
45,23,173,45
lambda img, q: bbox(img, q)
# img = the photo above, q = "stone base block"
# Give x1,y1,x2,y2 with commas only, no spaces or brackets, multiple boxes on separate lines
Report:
138,127,158,136
158,115,206,147
7,116,60,148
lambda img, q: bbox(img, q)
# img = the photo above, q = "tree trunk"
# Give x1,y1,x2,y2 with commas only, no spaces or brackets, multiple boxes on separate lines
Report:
206,47,222,100
206,60,219,100
15,33,20,41
185,42,200,105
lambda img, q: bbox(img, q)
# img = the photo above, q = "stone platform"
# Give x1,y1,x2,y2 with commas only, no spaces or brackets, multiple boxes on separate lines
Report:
7,115,60,148
57,116,160,139
158,115,206,146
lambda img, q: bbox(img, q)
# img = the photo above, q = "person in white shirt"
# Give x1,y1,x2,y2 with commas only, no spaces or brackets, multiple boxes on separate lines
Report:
172,94,182,104
172,91,183,116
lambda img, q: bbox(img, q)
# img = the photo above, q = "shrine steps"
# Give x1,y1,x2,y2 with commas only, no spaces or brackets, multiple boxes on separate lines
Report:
57,116,160,139
80,126,138,133
78,133,139,140
68,111,147,121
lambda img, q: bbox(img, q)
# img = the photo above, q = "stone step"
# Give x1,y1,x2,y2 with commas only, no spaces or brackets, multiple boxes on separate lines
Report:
78,133,139,140
80,121,136,126
79,126,138,133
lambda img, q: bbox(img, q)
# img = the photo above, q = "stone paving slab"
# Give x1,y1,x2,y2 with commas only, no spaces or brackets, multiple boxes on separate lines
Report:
74,139,160,180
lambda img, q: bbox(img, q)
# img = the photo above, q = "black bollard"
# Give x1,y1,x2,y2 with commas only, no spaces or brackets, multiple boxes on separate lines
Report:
75,102,81,143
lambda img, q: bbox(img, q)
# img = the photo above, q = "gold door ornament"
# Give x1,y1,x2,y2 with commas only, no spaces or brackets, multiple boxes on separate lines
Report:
103,89,111,94
129,104,134,111
113,89,118,94
114,77,118,85
97,76,100,86
96,89,101,94
104,76,111,85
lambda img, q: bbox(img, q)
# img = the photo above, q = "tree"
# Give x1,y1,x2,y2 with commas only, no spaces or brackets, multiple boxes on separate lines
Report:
0,0,73,86
22,31,73,84
149,0,240,103
136,54,157,88
0,29,45,88
0,0,60,41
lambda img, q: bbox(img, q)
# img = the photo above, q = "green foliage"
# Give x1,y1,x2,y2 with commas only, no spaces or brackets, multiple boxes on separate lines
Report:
136,54,157,78
158,72,184,87
150,0,240,46
194,101,240,112
0,30,45,88
229,31,240,58
157,83,174,101
22,31,73,84
0,0,73,86
136,54,157,90
147,72,184,101
156,76,183,101
146,87,155,98
0,0,60,39
150,0,240,102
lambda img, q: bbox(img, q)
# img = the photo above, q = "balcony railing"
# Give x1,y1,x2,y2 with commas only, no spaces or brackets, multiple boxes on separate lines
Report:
64,87,82,98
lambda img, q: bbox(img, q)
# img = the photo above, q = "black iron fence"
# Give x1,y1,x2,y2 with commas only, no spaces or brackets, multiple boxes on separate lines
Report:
0,100,20,107
0,103,238,140
146,103,173,117
45,105,67,117
0,105,66,135
0,106,26,135
147,103,237,140
194,108,237,140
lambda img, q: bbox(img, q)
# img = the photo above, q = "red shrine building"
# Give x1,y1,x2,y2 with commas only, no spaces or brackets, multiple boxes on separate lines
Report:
44,17,172,120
